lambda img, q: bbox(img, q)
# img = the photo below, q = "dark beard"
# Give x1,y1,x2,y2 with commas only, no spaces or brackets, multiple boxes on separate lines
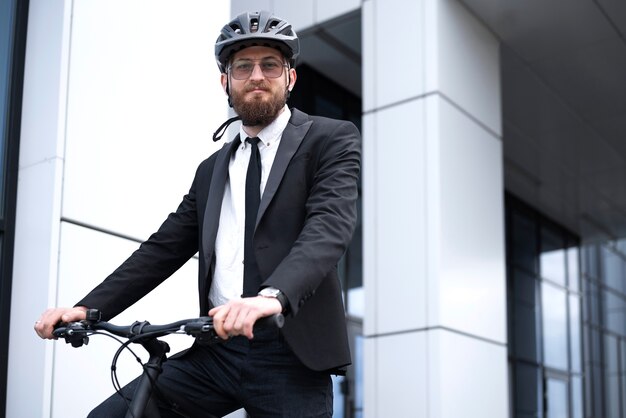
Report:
230,82,287,126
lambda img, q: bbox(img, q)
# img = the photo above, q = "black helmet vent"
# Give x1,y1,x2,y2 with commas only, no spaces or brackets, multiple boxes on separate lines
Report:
268,20,280,30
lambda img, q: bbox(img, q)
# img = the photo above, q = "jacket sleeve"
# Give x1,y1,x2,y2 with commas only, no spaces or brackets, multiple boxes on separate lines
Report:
75,165,203,321
263,120,361,316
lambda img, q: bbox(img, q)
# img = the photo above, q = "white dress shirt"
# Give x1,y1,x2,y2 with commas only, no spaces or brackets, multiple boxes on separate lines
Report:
209,106,291,307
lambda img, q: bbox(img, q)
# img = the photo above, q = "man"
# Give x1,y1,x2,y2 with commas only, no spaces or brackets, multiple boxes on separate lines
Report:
34,10,360,417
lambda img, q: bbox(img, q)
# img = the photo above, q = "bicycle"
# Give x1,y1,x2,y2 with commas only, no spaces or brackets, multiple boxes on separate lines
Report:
53,308,285,418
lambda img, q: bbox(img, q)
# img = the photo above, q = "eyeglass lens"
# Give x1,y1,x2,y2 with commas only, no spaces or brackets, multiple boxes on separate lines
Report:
229,58,286,80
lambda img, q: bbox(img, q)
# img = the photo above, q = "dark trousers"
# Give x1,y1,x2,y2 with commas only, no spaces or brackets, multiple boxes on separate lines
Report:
87,329,333,418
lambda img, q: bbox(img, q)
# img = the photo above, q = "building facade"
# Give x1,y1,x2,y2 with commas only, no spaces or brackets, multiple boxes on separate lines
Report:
3,0,626,417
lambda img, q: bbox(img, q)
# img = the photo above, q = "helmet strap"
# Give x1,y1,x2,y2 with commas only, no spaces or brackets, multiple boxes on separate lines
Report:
226,75,234,107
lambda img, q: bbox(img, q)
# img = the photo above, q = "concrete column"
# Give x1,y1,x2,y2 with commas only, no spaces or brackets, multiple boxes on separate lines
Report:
362,0,508,417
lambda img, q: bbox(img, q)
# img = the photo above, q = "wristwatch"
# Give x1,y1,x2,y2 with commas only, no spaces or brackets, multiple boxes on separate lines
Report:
258,287,288,312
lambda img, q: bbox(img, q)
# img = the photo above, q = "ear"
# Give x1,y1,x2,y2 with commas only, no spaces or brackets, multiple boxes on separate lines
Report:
220,73,228,94
288,68,297,92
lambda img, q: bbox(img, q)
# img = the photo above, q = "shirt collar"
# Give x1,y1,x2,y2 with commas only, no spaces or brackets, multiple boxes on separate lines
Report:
239,105,291,147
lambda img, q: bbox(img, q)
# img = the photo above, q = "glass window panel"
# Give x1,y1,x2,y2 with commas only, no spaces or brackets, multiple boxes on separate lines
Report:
589,328,602,366
570,376,582,418
567,247,579,292
621,341,626,418
514,268,537,306
601,246,625,293
515,301,540,361
602,290,626,337
347,287,364,318
511,210,538,274
569,295,582,372
540,226,566,286
546,378,568,418
354,335,363,413
581,245,598,279
591,365,604,418
616,238,626,255
0,0,15,219
542,282,568,370
587,281,600,327
604,334,620,418
331,376,345,418
515,363,542,414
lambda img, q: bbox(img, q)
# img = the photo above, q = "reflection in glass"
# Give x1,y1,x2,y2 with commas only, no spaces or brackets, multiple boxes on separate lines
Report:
567,247,579,292
353,335,363,416
602,290,626,337
511,210,537,273
514,302,539,362
0,0,16,218
546,378,568,418
332,376,345,418
571,376,582,418
569,294,582,372
540,227,566,286
601,247,625,293
348,287,364,318
542,282,568,370
513,268,536,306
604,334,620,418
622,342,626,418
514,363,542,415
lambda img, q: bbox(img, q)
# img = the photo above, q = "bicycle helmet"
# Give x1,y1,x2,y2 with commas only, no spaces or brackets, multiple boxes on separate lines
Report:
215,11,300,73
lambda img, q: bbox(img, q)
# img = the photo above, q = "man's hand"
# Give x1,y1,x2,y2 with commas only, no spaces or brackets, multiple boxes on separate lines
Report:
209,296,282,340
34,306,88,340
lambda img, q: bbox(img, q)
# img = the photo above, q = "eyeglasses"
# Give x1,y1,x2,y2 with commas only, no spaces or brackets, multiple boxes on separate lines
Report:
228,58,289,80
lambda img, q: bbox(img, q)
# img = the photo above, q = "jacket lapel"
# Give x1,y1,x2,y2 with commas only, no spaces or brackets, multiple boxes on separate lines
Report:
202,136,240,267
257,110,312,228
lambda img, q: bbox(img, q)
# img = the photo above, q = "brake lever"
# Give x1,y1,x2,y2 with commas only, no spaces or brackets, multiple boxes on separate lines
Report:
183,317,221,345
53,321,90,348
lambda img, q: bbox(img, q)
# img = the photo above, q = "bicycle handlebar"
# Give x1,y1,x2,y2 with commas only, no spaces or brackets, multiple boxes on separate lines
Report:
52,309,285,348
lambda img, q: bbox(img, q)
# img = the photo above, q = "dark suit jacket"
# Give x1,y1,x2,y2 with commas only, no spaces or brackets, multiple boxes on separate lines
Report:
77,108,361,372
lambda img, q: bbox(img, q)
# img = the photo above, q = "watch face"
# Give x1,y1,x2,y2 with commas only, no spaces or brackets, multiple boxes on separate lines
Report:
261,288,280,297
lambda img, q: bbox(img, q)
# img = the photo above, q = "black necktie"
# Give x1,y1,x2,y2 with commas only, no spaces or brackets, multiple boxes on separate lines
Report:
243,137,262,297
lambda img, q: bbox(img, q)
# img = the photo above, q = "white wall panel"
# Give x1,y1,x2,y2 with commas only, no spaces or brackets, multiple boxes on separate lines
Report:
437,0,501,136
230,0,272,17
372,0,427,110
429,330,508,418
62,0,228,240
273,0,316,30
435,97,506,343
17,0,69,168
51,222,198,418
316,0,360,24
363,0,507,416
362,112,377,336
8,160,64,418
11,1,231,417
362,0,376,112
364,332,428,418
370,101,428,335
7,0,71,416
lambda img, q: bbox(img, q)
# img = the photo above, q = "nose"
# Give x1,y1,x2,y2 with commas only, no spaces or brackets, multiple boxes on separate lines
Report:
249,63,265,81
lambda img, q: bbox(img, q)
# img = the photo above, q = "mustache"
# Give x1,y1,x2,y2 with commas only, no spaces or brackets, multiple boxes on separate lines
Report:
244,82,270,92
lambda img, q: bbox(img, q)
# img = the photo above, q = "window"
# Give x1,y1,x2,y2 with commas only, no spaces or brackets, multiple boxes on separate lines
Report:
506,194,584,418
582,240,626,417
